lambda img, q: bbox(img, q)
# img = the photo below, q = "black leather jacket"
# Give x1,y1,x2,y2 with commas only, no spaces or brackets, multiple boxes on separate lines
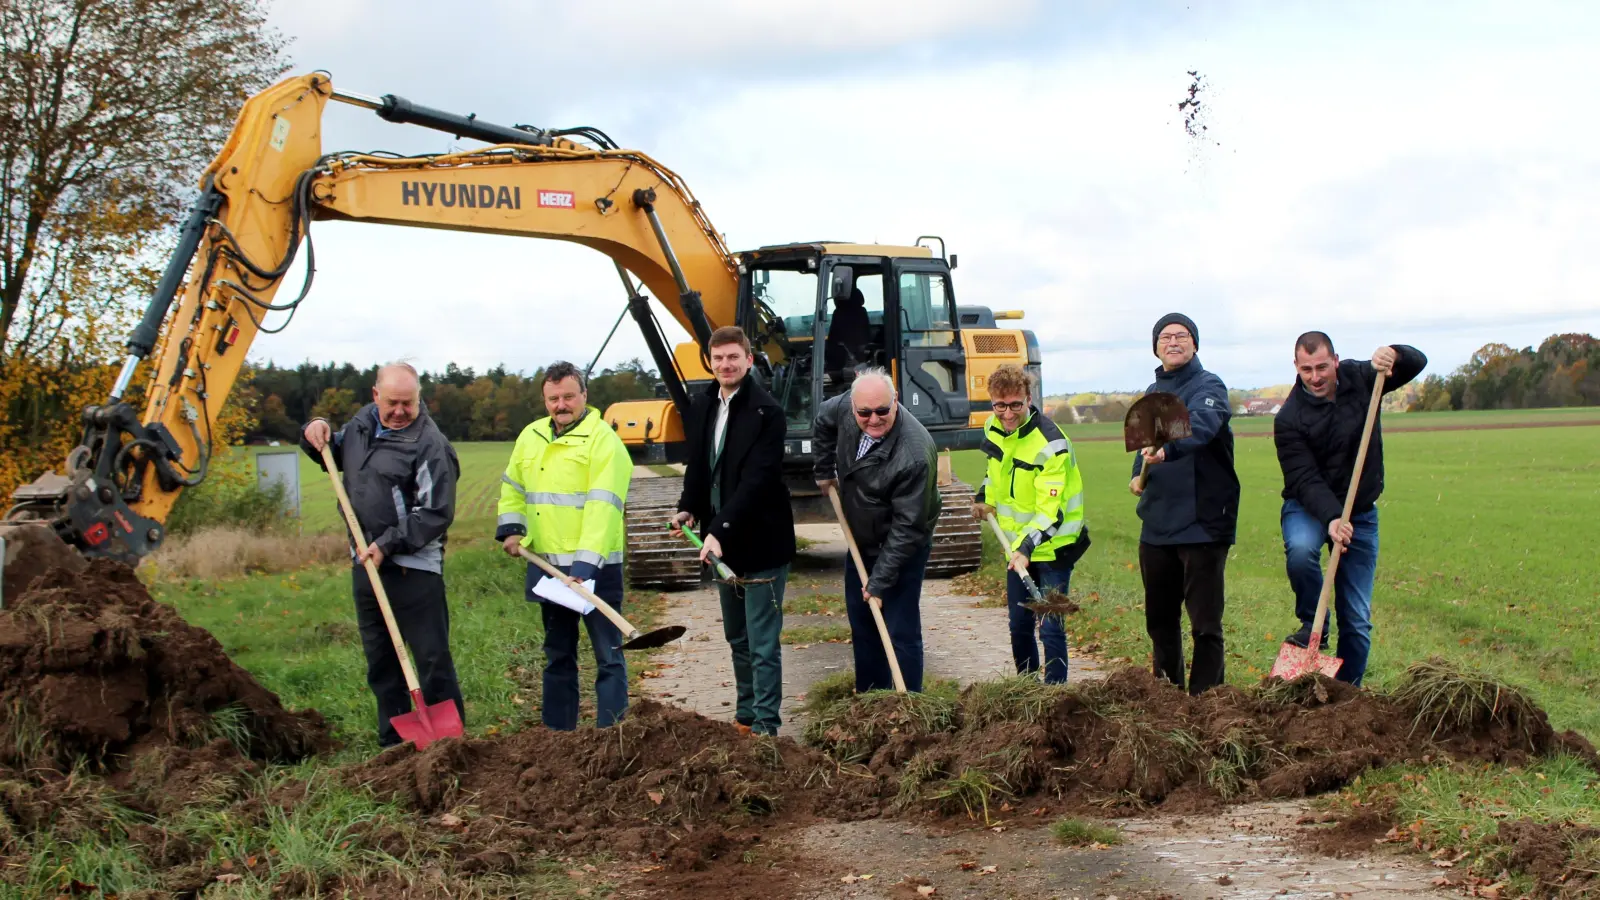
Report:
812,393,941,595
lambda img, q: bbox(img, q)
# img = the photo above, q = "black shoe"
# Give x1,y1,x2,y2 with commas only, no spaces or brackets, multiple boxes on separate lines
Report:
1284,624,1312,648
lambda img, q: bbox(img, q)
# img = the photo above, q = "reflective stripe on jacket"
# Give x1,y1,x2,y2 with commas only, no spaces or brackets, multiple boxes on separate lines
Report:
496,407,632,580
976,408,1085,561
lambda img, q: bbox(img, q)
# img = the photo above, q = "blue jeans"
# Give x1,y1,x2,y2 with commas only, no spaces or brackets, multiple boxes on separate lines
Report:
1281,499,1379,685
844,544,930,693
1007,560,1073,684
527,563,629,730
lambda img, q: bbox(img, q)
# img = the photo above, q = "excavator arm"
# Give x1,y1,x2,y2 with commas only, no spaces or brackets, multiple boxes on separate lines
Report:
5,73,739,562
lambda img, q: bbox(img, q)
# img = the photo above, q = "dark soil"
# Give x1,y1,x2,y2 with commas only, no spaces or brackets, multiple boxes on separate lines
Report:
348,698,884,868
1491,819,1600,897
0,558,333,772
0,523,83,600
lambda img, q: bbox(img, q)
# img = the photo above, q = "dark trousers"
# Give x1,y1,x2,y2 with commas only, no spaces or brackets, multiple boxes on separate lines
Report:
718,564,788,735
352,565,465,748
1007,560,1074,684
844,544,930,693
527,563,628,730
1139,541,1228,695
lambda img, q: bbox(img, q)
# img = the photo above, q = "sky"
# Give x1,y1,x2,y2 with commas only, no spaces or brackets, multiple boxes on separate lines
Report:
253,0,1600,393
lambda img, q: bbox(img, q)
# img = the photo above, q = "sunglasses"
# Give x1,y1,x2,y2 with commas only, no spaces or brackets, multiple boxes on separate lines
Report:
991,400,1027,412
854,405,893,419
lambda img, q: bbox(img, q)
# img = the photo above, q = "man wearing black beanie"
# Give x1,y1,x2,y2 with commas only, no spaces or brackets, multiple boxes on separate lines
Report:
1130,313,1240,695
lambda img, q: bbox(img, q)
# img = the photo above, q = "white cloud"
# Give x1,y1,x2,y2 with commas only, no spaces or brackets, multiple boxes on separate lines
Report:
251,1,1600,394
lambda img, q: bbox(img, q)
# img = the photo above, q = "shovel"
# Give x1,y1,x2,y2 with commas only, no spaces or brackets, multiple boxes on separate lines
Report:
824,484,907,693
1124,392,1192,491
516,546,686,650
319,443,463,750
1270,372,1387,681
675,527,775,585
984,514,1078,617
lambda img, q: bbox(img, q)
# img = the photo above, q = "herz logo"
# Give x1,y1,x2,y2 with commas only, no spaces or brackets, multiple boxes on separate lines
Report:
538,190,575,209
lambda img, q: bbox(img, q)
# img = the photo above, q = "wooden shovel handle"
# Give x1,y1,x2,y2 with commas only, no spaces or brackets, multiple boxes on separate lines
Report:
517,546,639,639
1309,373,1387,640
825,485,907,693
319,443,421,695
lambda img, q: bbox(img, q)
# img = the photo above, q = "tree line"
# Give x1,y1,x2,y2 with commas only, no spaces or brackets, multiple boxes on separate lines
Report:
248,359,663,443
1409,334,1600,412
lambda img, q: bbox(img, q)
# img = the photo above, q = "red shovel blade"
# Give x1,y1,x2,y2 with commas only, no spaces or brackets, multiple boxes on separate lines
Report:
391,688,464,750
1269,635,1343,681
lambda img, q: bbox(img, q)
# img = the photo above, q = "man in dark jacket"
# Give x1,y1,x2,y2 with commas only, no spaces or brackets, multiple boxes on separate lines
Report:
1130,313,1240,695
814,367,940,693
302,362,464,747
672,326,796,735
1275,332,1426,685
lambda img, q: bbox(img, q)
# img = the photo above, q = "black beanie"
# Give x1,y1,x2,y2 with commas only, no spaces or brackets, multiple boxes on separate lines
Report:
1152,313,1198,355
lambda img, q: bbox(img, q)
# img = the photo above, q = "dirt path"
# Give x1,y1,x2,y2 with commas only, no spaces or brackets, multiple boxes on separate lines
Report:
784,802,1446,899
642,524,1104,737
635,532,1450,900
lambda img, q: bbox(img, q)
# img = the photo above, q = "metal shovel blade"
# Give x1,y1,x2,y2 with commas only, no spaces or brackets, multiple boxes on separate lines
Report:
390,688,464,750
621,625,688,651
1269,637,1343,681
1123,392,1192,452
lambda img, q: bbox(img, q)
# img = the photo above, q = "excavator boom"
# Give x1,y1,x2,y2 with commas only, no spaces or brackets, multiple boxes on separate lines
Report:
5,72,1028,585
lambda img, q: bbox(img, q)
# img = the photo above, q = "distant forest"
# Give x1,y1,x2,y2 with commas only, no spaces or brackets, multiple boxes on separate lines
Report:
241,333,1598,444
1407,333,1599,412
243,359,662,443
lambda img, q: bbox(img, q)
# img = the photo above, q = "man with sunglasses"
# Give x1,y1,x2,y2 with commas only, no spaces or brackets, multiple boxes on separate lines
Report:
813,367,941,693
1130,313,1240,696
971,364,1090,684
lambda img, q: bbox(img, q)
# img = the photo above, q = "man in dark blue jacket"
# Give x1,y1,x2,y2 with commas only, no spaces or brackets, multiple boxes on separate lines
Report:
1275,332,1426,685
1130,313,1240,695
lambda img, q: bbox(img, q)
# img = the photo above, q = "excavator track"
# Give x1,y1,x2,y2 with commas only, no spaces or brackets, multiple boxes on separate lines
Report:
928,481,985,577
624,473,703,590
623,472,984,589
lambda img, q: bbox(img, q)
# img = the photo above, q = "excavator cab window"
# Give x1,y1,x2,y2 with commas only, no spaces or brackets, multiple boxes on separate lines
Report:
748,266,820,429
821,266,885,397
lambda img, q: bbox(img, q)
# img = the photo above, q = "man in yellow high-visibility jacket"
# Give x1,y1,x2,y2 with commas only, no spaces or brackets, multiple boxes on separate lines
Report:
971,364,1090,684
497,361,634,730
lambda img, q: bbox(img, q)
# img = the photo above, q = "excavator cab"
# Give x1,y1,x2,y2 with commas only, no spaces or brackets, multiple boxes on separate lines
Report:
737,243,975,446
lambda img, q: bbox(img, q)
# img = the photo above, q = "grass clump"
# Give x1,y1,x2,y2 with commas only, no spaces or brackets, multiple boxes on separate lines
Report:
959,675,1069,730
145,527,348,580
1052,817,1122,846
928,767,1011,823
780,624,852,645
1392,658,1544,749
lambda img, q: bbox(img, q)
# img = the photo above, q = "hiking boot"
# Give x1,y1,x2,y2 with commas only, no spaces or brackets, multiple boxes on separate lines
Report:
1284,623,1313,648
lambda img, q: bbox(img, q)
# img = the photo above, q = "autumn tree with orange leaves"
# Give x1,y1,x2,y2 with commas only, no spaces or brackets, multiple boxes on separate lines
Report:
0,0,286,500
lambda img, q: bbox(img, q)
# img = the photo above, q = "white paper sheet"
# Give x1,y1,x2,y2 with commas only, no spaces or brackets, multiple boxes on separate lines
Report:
532,575,597,615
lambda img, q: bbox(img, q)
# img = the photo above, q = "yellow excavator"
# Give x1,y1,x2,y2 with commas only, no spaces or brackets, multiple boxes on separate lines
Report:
3,73,1040,587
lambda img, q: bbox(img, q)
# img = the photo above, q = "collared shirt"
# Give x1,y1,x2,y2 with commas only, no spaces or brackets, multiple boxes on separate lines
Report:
856,432,879,460
714,386,740,454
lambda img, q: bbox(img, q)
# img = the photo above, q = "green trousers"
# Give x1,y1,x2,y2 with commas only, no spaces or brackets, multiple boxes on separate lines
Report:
718,564,788,735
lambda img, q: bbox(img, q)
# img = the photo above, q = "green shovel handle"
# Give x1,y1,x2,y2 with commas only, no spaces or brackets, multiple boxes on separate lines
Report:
676,525,738,581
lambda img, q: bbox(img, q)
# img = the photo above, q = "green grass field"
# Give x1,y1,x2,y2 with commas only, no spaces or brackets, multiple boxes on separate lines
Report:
240,409,1600,736
948,412,1600,737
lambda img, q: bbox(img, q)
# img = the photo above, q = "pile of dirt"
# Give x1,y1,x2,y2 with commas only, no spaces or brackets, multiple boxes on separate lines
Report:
0,558,332,773
349,698,882,872
808,669,1596,816
1489,818,1600,897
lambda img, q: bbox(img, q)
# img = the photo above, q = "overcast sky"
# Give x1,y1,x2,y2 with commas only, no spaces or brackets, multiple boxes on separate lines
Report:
255,0,1600,393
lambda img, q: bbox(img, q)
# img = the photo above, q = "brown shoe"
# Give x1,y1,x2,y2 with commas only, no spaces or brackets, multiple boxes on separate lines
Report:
734,723,753,737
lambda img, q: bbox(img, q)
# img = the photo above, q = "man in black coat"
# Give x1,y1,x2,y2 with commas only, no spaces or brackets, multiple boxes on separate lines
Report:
672,326,796,735
1275,332,1426,685
1130,313,1241,695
